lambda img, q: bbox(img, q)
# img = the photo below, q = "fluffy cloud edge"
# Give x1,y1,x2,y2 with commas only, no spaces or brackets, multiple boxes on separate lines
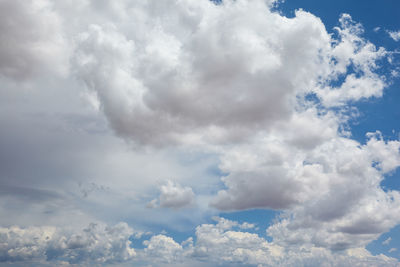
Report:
1,218,399,267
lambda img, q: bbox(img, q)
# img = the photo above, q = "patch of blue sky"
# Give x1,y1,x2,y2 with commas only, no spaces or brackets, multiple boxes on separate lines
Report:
219,209,280,241
129,209,280,249
129,221,200,249
350,77,400,144
210,0,222,5
367,224,400,260
381,167,400,192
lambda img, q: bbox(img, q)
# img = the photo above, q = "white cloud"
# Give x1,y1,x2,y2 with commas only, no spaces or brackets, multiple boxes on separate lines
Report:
143,235,183,263
240,222,256,230
69,3,399,253
388,30,400,41
148,180,195,209
0,0,399,266
366,131,400,173
73,1,362,147
0,223,136,264
191,217,282,266
264,134,400,250
138,218,399,267
210,110,340,210
1,219,399,267
317,15,386,106
212,124,400,249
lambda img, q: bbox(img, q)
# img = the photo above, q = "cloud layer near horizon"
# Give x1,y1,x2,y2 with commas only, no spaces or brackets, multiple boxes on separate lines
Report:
1,0,400,266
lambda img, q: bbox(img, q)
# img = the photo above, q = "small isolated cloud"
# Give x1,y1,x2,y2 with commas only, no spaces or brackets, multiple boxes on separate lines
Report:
383,237,392,245
374,27,381,32
240,222,256,229
389,248,397,253
388,30,400,41
147,180,195,209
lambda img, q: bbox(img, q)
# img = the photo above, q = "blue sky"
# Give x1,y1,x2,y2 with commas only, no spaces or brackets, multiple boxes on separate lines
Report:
0,0,400,266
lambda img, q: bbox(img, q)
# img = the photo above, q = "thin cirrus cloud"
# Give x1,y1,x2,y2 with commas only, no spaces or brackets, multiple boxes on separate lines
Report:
0,0,400,266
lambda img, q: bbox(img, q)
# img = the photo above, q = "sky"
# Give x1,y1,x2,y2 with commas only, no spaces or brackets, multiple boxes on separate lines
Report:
0,0,400,266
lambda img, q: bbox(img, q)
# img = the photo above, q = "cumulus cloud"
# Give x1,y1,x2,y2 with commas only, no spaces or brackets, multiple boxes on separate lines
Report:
69,1,400,253
72,1,327,146
139,218,399,267
0,223,136,264
263,133,400,250
0,0,399,266
148,180,195,209
143,235,183,263
72,3,387,146
2,218,398,266
191,217,281,265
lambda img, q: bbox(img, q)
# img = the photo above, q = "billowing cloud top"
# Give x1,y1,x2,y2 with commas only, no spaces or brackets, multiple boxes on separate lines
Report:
0,0,400,266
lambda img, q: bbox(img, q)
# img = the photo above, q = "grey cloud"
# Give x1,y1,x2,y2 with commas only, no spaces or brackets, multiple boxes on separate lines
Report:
0,0,68,80
148,180,195,209
0,71,211,228
210,170,301,210
0,184,61,202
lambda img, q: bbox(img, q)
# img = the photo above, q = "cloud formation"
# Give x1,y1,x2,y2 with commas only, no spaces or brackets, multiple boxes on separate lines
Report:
147,180,195,209
0,223,136,264
1,218,398,266
72,3,386,147
388,30,400,41
139,217,399,267
0,0,399,266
